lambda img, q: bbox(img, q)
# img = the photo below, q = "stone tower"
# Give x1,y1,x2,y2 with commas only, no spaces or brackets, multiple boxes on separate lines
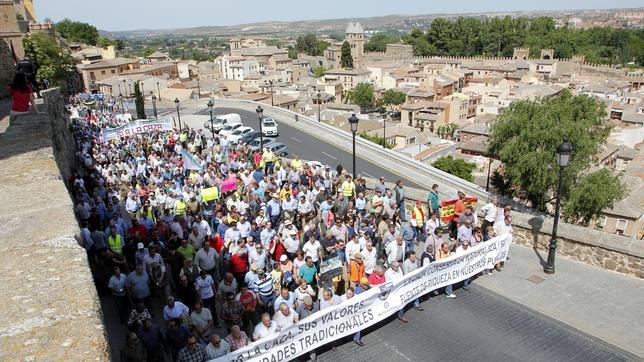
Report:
512,47,530,60
540,48,554,60
0,0,24,97
345,22,364,65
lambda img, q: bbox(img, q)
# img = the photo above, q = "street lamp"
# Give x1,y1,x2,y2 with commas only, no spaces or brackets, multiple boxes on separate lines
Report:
316,90,322,122
174,98,182,131
151,92,157,119
256,106,264,149
544,138,573,275
382,118,386,149
207,100,215,139
117,83,122,96
197,77,201,99
349,114,359,179
268,80,274,106
156,81,161,100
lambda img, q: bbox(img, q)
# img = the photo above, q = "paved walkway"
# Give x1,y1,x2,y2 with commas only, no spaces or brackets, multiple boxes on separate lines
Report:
474,243,644,357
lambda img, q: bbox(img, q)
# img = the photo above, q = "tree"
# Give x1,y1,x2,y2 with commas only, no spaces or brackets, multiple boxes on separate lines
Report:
488,91,614,211
340,41,353,68
359,132,393,149
312,65,327,78
347,83,374,109
55,19,99,45
134,82,146,120
379,89,406,111
364,33,401,52
23,33,77,87
562,169,627,225
296,34,319,56
432,156,475,182
97,37,115,49
287,45,298,59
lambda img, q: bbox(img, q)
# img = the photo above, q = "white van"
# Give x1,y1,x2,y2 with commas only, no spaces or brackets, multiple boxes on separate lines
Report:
204,113,242,133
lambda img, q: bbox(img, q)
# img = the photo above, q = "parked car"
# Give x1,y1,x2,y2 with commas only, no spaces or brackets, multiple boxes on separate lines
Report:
203,113,242,133
265,141,288,156
238,130,262,145
218,123,243,138
261,118,279,137
227,126,254,144
248,138,274,152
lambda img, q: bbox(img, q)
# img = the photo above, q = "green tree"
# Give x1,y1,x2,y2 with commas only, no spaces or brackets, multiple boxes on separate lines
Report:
432,156,475,182
488,91,614,211
312,65,327,78
562,169,627,225
359,132,393,149
296,34,319,56
347,83,374,109
143,47,157,57
23,33,77,87
379,89,407,111
133,82,146,120
340,41,353,68
364,33,401,52
287,45,298,59
55,19,99,45
97,37,114,48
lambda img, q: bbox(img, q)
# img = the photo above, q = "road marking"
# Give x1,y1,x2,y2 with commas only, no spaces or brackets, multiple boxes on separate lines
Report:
379,339,413,361
362,172,374,179
321,151,337,160
291,137,302,143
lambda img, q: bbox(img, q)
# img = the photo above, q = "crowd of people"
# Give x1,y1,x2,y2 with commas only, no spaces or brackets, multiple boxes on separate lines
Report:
68,95,514,362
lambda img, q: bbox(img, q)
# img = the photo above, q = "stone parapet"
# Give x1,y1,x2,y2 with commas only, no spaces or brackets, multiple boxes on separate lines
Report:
0,88,109,360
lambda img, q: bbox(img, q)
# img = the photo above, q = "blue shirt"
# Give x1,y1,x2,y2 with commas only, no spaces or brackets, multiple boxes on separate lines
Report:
126,271,151,299
298,264,317,284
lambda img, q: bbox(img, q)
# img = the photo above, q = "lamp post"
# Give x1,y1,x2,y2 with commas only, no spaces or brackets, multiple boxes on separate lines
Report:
128,82,132,97
174,98,182,131
268,80,274,106
117,83,122,96
151,93,157,119
256,106,264,149
486,155,492,191
156,81,161,100
207,100,215,139
349,114,359,179
382,118,386,149
316,90,321,122
544,138,573,275
197,77,201,99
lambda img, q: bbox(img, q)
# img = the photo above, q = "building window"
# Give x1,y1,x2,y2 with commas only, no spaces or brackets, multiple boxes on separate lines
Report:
615,219,628,235
595,216,607,230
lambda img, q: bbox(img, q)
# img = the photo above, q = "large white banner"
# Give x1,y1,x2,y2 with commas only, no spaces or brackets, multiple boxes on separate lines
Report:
101,119,172,141
213,234,513,362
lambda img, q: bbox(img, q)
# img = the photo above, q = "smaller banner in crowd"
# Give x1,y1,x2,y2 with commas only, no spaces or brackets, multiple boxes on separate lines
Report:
201,187,219,202
182,150,203,172
440,196,478,222
220,177,237,193
319,256,343,281
212,234,512,362
101,118,172,141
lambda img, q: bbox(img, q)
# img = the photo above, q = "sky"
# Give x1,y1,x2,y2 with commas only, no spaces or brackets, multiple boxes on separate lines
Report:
34,0,643,31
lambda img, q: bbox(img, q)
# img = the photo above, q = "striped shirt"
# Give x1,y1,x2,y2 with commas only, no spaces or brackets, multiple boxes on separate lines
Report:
257,275,274,297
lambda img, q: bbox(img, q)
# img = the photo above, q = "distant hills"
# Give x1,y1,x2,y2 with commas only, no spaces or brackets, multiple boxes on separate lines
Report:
99,7,643,38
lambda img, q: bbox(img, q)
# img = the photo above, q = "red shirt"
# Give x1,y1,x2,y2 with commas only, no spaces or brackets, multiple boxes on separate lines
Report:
229,253,248,274
128,224,149,241
453,199,465,217
10,86,32,112
368,272,386,286
208,235,225,253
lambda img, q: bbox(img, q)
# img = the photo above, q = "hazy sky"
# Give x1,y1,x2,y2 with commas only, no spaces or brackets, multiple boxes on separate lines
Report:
35,0,643,31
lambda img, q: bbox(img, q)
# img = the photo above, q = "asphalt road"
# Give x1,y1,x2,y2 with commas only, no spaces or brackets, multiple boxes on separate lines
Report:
184,106,426,189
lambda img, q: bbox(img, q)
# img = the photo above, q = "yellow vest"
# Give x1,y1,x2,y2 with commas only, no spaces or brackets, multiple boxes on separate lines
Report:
108,234,123,254
263,150,274,163
291,159,302,171
175,200,187,216
180,133,187,143
342,181,355,197
413,206,424,225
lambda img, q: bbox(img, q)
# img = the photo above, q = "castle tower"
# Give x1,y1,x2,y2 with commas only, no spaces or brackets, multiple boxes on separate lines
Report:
513,47,529,60
345,22,364,65
540,48,554,60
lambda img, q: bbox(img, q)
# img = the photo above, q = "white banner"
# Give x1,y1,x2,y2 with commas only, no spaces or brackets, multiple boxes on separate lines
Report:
101,119,172,141
213,234,513,362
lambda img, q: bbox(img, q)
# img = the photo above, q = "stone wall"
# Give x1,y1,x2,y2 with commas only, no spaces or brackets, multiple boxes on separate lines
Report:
0,88,109,360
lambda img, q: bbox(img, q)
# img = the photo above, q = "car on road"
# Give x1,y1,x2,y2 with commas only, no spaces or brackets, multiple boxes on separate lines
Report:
218,123,243,138
227,126,254,144
248,138,274,152
261,118,279,137
203,113,242,133
238,130,262,145
265,141,288,156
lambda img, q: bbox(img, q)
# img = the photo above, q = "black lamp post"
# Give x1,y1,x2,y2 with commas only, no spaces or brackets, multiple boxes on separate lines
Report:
349,114,359,179
174,98,182,131
382,118,386,149
256,106,264,149
316,90,321,122
268,80,274,106
151,93,157,119
544,138,573,274
197,78,201,99
117,83,122,96
207,100,215,139
156,81,161,100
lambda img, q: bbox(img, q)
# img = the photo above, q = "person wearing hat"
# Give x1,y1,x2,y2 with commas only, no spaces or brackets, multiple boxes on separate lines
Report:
295,294,319,319
349,252,366,288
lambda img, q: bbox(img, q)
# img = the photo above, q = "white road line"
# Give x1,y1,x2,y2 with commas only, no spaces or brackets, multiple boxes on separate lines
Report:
321,151,337,160
362,172,374,179
291,137,302,143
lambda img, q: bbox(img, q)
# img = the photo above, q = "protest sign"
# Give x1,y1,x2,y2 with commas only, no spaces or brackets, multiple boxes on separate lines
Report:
212,234,512,362
319,256,343,281
440,196,478,222
101,118,171,141
202,187,219,202
221,177,237,193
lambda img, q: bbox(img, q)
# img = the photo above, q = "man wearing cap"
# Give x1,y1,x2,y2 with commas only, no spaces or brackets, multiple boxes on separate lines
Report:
349,253,366,288
295,294,319,319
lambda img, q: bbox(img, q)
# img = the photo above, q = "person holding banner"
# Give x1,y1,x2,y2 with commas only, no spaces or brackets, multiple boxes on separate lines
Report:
436,242,457,298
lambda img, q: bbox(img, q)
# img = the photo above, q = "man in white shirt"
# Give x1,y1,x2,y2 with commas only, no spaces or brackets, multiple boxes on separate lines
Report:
302,235,322,263
272,302,298,331
319,288,343,310
345,236,361,263
455,240,472,290
361,241,378,276
188,226,206,250
238,216,251,238
384,261,404,282
494,215,513,236
163,296,189,321
253,313,279,341
248,244,269,271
